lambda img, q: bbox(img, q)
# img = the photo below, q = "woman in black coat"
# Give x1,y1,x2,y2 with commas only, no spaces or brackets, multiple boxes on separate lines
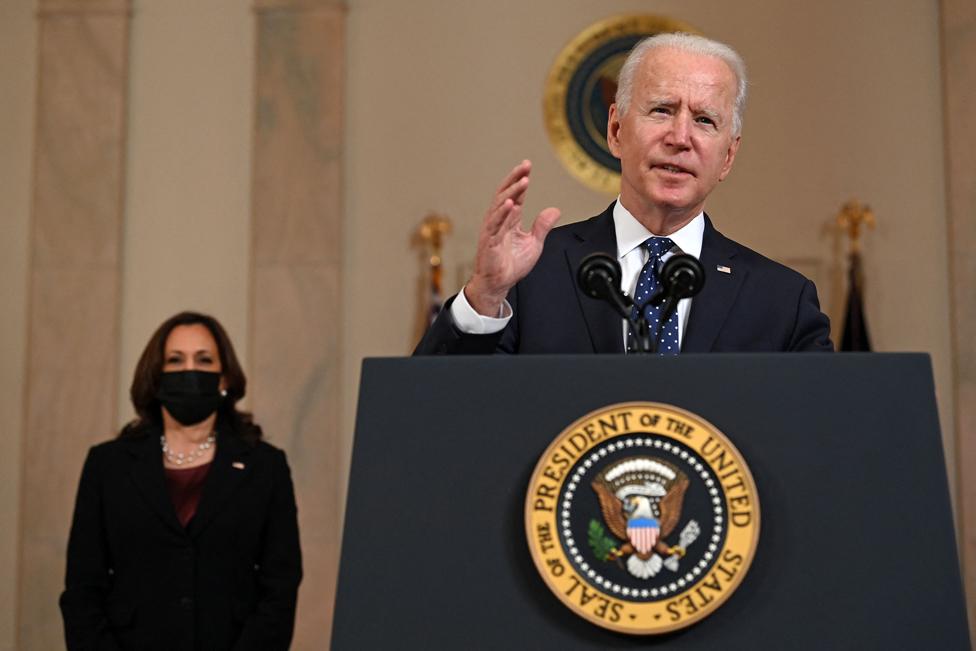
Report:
60,311,302,650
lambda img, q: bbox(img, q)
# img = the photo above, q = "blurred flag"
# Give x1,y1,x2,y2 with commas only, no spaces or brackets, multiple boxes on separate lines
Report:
428,251,444,323
835,200,875,352
416,213,452,325
840,252,871,351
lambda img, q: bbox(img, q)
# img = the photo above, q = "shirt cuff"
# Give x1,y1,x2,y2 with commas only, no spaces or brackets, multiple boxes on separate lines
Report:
451,286,513,334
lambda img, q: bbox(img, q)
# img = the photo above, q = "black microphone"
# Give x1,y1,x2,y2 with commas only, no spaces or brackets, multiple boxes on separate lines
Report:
576,253,633,319
657,254,706,301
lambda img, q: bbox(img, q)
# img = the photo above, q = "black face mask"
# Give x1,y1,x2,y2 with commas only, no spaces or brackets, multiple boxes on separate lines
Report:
156,370,223,426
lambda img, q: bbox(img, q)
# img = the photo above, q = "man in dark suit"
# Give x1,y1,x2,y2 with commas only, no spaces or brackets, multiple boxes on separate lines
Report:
416,33,832,355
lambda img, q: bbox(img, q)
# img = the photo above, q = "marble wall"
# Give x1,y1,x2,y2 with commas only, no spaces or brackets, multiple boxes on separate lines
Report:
0,1,35,648
18,1,131,649
941,0,976,632
117,0,254,402
251,0,345,644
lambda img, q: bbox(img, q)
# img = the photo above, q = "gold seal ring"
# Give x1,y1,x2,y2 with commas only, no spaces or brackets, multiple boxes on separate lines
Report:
525,402,760,634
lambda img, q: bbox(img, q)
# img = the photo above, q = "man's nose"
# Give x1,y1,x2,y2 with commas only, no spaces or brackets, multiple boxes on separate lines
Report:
665,112,692,148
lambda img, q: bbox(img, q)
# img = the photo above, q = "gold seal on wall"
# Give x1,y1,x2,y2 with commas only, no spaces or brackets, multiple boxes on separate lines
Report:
525,402,760,634
543,15,700,195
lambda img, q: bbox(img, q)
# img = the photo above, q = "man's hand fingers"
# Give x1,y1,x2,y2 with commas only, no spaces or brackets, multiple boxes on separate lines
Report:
483,165,530,235
487,160,531,214
531,207,562,241
487,175,529,217
483,198,515,237
509,175,530,205
493,159,531,197
499,203,523,236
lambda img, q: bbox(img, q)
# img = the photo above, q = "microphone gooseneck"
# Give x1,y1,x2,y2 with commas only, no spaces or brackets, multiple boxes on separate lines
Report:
646,253,706,353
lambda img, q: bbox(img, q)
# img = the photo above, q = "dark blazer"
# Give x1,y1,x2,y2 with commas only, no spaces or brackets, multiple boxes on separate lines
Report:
60,425,302,651
415,204,833,354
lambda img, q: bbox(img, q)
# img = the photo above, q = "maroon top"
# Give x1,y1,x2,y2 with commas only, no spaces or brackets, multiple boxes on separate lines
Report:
164,462,212,527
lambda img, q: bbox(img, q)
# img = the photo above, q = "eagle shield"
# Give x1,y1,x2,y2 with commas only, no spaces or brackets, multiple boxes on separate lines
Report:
591,457,691,579
627,517,660,554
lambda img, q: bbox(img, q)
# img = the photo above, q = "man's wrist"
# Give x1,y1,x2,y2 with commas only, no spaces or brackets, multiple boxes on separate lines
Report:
464,278,508,317
452,287,512,334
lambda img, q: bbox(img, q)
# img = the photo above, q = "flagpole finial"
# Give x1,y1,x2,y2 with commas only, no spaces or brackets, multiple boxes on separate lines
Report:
417,213,452,266
836,199,876,255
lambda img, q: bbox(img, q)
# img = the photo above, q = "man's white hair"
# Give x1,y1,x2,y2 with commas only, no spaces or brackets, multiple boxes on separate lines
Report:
615,32,748,137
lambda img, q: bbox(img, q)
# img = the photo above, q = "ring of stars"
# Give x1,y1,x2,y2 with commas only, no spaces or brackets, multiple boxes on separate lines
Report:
559,436,725,601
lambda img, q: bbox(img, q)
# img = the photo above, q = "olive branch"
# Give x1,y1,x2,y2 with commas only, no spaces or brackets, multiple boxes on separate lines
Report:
587,519,620,562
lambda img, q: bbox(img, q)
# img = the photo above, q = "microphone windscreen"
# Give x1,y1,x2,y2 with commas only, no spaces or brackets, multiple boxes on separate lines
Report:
577,253,621,300
661,254,705,298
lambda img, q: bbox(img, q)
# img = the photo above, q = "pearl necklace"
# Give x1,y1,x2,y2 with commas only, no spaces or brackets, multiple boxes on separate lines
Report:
160,433,215,466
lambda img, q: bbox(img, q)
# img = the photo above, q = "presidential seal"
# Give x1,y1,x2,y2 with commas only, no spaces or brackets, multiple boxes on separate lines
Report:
525,402,759,634
543,15,700,195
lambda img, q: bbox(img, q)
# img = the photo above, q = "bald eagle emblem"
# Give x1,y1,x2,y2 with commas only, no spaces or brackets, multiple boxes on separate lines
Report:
591,457,700,579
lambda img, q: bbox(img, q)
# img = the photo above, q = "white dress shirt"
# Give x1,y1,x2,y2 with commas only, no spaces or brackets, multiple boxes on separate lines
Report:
452,199,705,349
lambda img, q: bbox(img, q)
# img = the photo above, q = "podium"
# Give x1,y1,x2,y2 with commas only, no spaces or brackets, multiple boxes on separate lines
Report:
332,354,970,649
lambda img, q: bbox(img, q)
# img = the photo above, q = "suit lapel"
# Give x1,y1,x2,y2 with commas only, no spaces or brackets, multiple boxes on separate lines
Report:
187,430,252,538
564,204,626,354
682,216,747,352
126,429,185,537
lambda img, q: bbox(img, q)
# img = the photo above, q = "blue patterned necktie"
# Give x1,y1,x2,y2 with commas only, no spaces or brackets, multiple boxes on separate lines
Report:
627,237,680,355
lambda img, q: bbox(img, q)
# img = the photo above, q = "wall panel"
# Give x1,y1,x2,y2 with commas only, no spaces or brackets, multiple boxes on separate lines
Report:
251,0,345,646
941,0,976,635
18,1,130,648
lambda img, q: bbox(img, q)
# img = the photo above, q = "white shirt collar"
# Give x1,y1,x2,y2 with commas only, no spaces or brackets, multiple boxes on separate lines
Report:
612,199,705,260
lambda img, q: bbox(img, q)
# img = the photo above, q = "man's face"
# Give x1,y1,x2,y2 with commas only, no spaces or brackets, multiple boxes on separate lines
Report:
608,47,741,227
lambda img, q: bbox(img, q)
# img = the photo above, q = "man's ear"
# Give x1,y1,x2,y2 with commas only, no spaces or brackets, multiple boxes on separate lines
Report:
718,135,741,181
607,103,622,159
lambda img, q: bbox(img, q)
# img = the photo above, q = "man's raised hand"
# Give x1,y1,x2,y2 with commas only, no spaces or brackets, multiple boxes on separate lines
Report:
464,160,561,316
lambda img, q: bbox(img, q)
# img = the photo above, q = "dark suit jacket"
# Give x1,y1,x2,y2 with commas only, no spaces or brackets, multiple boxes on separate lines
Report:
415,204,832,354
60,424,302,651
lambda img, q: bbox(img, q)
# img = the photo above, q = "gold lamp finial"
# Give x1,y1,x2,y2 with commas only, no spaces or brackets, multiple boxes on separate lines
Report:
836,199,876,255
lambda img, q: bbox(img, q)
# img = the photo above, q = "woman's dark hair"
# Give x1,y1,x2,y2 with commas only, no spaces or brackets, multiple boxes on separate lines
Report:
119,311,262,443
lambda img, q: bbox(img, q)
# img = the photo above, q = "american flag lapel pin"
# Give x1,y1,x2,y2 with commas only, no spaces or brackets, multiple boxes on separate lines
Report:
717,265,732,274
232,461,245,470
